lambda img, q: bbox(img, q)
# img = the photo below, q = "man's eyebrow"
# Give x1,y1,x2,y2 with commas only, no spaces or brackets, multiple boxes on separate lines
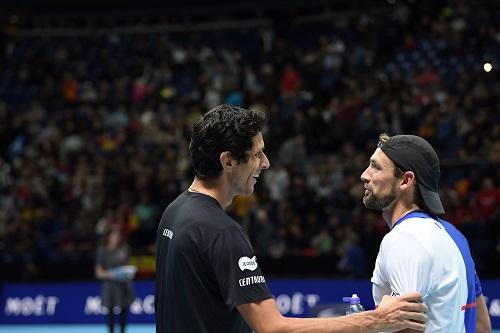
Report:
370,159,382,167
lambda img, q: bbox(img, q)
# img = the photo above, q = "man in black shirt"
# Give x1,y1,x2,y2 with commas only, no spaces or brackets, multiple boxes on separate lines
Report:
155,104,428,333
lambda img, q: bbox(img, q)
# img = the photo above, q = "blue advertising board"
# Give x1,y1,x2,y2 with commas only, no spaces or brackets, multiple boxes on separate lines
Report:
0,281,154,324
266,279,374,317
1,279,500,327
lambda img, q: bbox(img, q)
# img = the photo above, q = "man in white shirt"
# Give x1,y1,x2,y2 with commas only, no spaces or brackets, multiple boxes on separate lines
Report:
361,133,491,333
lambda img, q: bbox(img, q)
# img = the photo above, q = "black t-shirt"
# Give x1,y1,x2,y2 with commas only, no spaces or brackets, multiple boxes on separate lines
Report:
155,191,272,333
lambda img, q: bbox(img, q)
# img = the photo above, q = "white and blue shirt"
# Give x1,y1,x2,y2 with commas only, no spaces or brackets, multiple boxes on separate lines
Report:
372,211,482,333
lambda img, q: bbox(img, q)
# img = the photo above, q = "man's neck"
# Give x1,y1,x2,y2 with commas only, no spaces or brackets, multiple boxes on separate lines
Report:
188,178,233,208
383,202,420,228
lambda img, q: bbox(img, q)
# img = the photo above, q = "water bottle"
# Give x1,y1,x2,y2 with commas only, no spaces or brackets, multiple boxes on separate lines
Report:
342,293,365,315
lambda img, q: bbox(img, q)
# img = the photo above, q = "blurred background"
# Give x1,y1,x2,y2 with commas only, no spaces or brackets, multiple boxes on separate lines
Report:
0,0,499,331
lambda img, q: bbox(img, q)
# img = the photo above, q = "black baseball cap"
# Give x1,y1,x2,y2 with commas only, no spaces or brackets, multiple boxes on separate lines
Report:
378,135,445,215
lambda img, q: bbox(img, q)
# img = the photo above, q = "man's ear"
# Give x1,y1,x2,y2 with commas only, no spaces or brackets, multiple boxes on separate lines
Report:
220,151,236,172
400,170,416,190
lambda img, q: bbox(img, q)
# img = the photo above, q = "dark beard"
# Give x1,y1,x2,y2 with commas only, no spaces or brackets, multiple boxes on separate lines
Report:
363,183,397,211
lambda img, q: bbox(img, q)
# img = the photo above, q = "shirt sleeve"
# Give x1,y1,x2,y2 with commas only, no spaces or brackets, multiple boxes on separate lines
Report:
206,226,273,310
475,271,483,297
373,230,434,302
371,249,391,306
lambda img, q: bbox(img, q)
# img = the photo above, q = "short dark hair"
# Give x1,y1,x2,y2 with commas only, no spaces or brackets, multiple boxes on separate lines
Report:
189,104,266,180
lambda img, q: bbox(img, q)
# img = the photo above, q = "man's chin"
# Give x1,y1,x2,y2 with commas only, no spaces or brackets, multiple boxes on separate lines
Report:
362,195,372,207
363,196,383,211
243,185,255,196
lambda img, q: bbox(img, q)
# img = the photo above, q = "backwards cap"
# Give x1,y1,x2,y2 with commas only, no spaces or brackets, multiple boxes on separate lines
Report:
378,135,445,215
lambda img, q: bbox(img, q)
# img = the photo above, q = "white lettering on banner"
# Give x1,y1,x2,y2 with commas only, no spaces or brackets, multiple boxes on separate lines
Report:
143,295,155,314
46,297,59,315
85,295,156,316
305,294,320,308
490,298,500,317
84,296,106,315
5,298,21,315
275,293,320,315
130,295,155,315
130,299,141,314
4,295,59,316
238,275,266,287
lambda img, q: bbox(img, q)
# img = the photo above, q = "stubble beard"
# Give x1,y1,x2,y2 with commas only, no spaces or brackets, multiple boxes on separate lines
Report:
363,182,397,211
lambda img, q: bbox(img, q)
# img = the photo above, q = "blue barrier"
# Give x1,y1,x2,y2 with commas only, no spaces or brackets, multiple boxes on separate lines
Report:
1,279,499,327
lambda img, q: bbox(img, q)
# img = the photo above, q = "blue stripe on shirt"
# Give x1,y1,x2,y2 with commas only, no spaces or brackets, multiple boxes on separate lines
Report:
438,218,477,333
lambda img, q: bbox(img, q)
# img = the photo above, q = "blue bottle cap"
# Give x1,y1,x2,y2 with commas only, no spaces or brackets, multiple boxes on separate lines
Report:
342,294,361,304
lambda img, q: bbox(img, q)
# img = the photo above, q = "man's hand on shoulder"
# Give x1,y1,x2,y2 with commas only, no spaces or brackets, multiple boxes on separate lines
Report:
374,292,427,332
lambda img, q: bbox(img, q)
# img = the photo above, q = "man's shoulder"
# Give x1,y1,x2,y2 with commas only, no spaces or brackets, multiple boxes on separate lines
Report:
384,215,463,254
390,216,437,235
382,218,433,248
162,192,241,235
164,191,223,218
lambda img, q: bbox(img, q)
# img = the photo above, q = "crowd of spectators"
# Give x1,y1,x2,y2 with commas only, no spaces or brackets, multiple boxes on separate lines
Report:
0,0,499,280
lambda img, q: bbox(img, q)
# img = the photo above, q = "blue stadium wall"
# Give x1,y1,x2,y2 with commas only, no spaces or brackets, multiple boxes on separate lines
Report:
1,279,500,328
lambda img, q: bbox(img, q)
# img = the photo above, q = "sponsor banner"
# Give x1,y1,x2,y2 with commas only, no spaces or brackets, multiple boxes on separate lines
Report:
0,281,154,324
485,280,500,329
1,279,500,327
267,279,372,318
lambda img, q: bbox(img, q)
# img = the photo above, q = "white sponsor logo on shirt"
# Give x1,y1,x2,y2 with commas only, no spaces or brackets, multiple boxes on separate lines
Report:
239,275,266,287
238,256,258,271
162,229,173,239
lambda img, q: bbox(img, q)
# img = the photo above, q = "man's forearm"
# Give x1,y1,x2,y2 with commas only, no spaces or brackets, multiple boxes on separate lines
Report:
238,293,426,333
277,310,382,333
